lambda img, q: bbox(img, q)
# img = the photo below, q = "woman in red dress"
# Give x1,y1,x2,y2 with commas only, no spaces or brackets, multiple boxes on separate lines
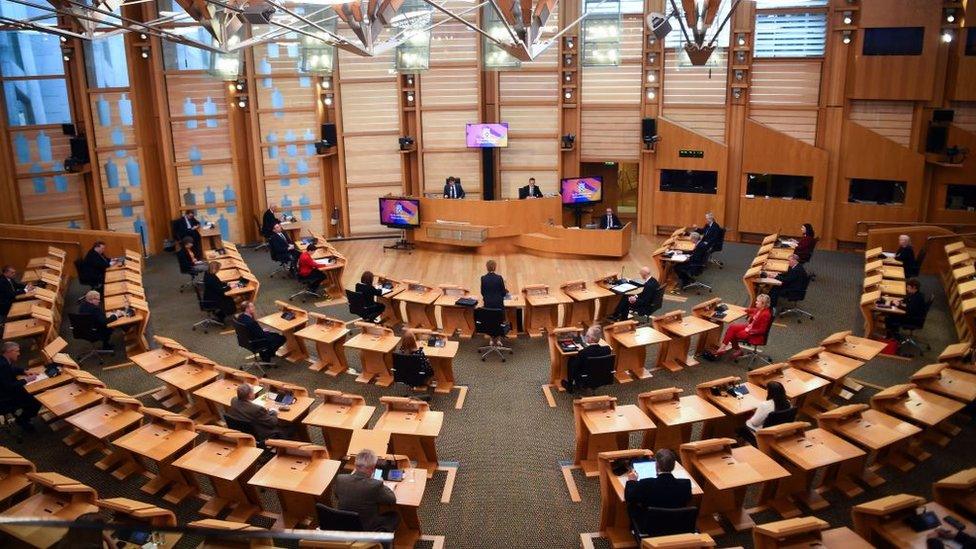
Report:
715,294,773,359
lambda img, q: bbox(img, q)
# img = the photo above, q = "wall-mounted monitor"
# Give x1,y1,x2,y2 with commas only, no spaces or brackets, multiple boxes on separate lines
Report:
946,184,976,211
848,178,906,205
465,123,509,148
378,197,421,228
966,28,976,56
863,27,924,56
660,169,718,194
746,173,813,200
560,176,603,206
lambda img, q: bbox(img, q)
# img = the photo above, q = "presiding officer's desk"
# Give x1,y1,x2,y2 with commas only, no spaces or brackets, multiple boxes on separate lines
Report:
413,197,632,258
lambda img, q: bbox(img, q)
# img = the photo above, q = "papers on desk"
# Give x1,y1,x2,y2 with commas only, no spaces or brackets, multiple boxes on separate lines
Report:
379,286,394,296
881,252,895,259
315,258,336,266
669,253,689,262
25,373,48,386
611,282,639,294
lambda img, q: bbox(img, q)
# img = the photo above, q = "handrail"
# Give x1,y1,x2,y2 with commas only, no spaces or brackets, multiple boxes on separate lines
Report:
856,220,976,236
0,237,83,248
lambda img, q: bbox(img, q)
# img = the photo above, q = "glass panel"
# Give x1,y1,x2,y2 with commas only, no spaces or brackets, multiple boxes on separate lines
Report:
3,79,71,126
84,34,130,88
848,178,906,205
746,173,813,200
945,184,976,211
665,1,733,49
754,12,826,58
0,0,56,24
0,31,65,77
756,0,827,7
162,28,215,70
660,169,718,194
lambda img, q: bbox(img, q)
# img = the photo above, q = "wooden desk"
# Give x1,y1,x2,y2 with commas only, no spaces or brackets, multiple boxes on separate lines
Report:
696,377,768,439
415,331,459,393
346,428,393,459
788,346,865,403
104,293,150,353
131,340,188,375
561,280,614,325
743,266,782,306
871,384,964,447
294,314,349,375
187,519,275,549
373,397,443,477
638,388,724,451
654,312,719,372
35,373,105,420
680,438,789,534
103,280,145,299
753,516,872,549
596,448,703,549
605,320,670,383
939,343,976,375
394,282,440,329
820,331,886,362
111,408,198,503
383,467,427,549
853,496,974,549
692,299,748,355
593,272,635,322
155,353,220,419
434,285,475,337
0,446,35,506
343,322,400,386
302,390,375,459
218,269,259,305
172,425,264,522
910,363,976,403
309,246,346,300
573,396,655,476
200,377,314,427
0,472,98,549
257,301,310,363
546,327,611,390
933,468,976,521
523,284,571,336
641,533,717,549
63,389,143,475
756,422,865,516
279,221,302,243
247,440,341,528
816,404,922,486
105,268,141,284
748,363,831,414
97,497,181,549
3,309,50,350
374,275,406,327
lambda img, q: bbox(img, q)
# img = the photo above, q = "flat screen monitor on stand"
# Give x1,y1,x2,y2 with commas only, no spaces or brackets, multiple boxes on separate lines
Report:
560,176,604,227
379,197,420,253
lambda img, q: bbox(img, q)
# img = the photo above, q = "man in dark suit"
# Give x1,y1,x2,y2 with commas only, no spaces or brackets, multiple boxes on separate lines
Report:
766,254,807,308
674,233,709,287
173,209,201,251
563,325,612,393
176,237,208,275
598,208,622,230
225,383,285,443
693,212,722,251
269,223,300,268
0,265,31,320
610,267,660,321
0,342,41,432
443,177,465,200
261,204,281,238
886,278,926,339
895,234,919,278
79,290,123,349
80,241,112,287
624,449,692,509
334,449,400,532
237,301,286,363
518,177,543,199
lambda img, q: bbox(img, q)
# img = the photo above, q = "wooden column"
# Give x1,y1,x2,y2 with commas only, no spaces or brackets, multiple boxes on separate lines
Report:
723,1,756,242
637,0,665,234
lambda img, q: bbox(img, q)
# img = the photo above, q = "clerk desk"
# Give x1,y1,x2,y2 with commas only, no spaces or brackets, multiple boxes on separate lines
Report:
412,197,632,258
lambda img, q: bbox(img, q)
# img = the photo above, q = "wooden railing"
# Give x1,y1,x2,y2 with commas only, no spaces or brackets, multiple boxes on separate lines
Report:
0,225,141,276
865,226,974,275
856,220,976,238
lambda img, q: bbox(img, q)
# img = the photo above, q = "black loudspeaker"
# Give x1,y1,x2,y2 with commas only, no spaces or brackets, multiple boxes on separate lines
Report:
642,118,657,143
933,109,954,123
61,123,76,136
321,123,337,145
925,125,948,153
69,136,90,164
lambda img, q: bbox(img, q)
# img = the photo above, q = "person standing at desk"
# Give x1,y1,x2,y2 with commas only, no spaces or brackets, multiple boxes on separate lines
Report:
173,209,201,251
226,383,286,444
712,293,772,360
765,254,807,308
355,271,385,317
0,342,41,432
261,204,281,238
79,290,124,350
334,449,399,532
480,260,507,309
795,223,816,263
624,449,692,508
443,176,465,199
564,325,611,393
296,243,327,293
885,278,926,339
518,177,544,199
599,208,622,230
609,267,659,321
0,265,31,320
203,261,236,322
237,301,286,363
81,240,112,287
693,212,722,250
176,237,208,274
895,234,919,278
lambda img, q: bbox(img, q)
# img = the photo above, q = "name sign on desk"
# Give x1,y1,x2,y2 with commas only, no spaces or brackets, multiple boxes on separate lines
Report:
679,149,704,158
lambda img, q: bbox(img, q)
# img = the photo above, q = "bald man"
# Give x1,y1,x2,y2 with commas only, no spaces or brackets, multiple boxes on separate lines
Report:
609,267,660,321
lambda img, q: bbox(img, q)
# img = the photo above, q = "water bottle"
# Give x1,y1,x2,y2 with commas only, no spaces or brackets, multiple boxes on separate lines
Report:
96,95,111,126
119,187,133,217
218,214,230,240
118,93,133,126
298,176,309,187
203,96,218,128
111,126,125,146
36,131,51,163
54,175,68,192
32,177,45,194
183,189,196,206
285,133,298,158
267,132,278,159
203,185,217,215
223,185,237,213
183,98,198,129
125,156,141,187
13,133,29,164
104,158,119,188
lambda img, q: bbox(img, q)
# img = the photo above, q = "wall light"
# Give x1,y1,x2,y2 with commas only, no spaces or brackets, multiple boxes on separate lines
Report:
566,37,574,49
736,51,746,63
646,71,656,83
564,72,572,82
842,11,853,25
139,33,147,40
945,9,955,23
237,96,248,108
842,31,852,45
564,90,572,100
235,78,245,91
733,88,742,100
140,46,150,59
646,89,656,100
942,30,954,43
323,94,333,106
61,47,73,61
406,92,414,103
737,34,746,46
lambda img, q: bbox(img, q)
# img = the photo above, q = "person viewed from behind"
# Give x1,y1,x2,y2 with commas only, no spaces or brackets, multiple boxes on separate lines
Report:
766,254,807,308
563,325,611,393
226,383,285,444
333,449,400,532
356,271,386,319
886,278,926,341
624,448,692,509
236,301,286,363
609,266,659,321
0,342,41,432
0,265,32,320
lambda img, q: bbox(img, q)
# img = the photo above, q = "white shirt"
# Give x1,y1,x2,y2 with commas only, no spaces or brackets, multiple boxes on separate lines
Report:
746,399,777,431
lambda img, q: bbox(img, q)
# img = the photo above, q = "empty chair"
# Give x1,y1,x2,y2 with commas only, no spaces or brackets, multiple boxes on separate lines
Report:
573,354,616,393
346,289,384,323
192,284,225,333
777,273,814,322
231,318,273,376
67,313,115,365
252,215,268,251
629,505,699,543
473,307,512,362
707,227,726,268
391,352,434,401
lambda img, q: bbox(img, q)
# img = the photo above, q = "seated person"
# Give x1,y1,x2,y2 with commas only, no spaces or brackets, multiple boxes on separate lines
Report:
674,232,709,287
79,290,124,349
80,240,113,287
355,271,386,317
296,243,327,292
929,527,976,549
334,449,400,532
693,212,722,251
563,325,611,393
236,301,286,363
0,342,41,432
885,278,926,340
518,177,543,199
744,380,790,433
895,234,919,278
610,266,659,321
261,204,281,238
225,383,287,443
0,265,32,320
398,329,431,362
173,209,202,250
202,261,236,322
443,176,465,199
269,223,301,268
624,448,692,509
599,208,622,230
795,223,816,263
712,294,773,360
176,237,208,275
766,254,807,308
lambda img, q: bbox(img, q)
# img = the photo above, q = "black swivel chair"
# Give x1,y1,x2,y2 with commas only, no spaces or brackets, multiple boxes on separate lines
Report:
176,251,201,293
777,273,813,323
73,258,102,297
733,313,774,369
681,254,712,294
800,237,819,282
192,284,225,333
629,505,699,543
223,415,268,449
268,245,292,278
574,354,616,393
290,274,323,302
897,294,933,356
708,227,726,269
346,290,384,323
231,318,273,376
629,287,665,325
391,352,434,401
315,503,364,532
67,312,115,365
740,406,798,446
0,395,25,443
252,215,269,251
473,307,512,361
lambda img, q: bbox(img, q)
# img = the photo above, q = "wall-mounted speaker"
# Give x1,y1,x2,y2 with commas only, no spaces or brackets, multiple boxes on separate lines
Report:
932,109,954,123
925,125,948,153
61,123,76,136
321,123,337,145
68,136,90,164
641,118,657,144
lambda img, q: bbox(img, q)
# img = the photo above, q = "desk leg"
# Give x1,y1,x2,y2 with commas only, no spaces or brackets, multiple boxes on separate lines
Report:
356,350,393,387
600,496,637,549
142,459,196,504
656,336,691,372
321,427,353,461
379,297,401,326
393,505,421,549
309,340,348,375
696,327,722,355
430,356,455,394
439,307,474,338
550,355,569,390
276,329,308,363
598,295,622,321
645,423,690,452
274,490,316,529
200,477,260,522
404,302,435,329
526,304,557,336
580,432,630,477
389,434,438,478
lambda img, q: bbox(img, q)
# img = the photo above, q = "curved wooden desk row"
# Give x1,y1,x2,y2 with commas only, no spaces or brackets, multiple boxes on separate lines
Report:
860,245,913,340
4,247,71,356
412,198,633,258
939,242,976,343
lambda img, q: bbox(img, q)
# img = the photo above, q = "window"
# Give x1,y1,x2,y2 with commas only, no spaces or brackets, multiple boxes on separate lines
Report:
848,178,906,205
585,0,642,15
3,80,70,126
162,28,215,70
85,35,129,88
660,169,718,194
945,184,976,211
754,12,826,57
755,0,826,7
863,27,925,56
966,28,976,56
746,173,813,200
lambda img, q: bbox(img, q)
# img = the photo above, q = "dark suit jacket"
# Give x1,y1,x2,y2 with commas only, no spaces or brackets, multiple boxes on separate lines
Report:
775,264,808,294
226,396,280,442
237,313,269,342
79,300,117,330
695,222,723,249
81,249,110,285
269,232,294,261
895,245,918,277
569,343,612,377
632,277,661,315
686,242,710,267
175,248,199,272
0,356,27,395
202,272,234,314
902,291,926,324
0,276,26,310
480,272,507,309
355,282,383,305
443,181,465,199
795,236,816,262
599,213,622,230
624,472,692,509
261,209,280,237
334,472,398,531
518,184,543,199
173,216,200,239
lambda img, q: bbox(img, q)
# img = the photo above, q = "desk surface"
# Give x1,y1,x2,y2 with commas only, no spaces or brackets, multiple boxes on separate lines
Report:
525,291,572,306
704,383,768,416
659,316,719,338
418,339,459,358
825,336,886,362
698,304,748,325
645,395,725,427
194,380,313,423
791,351,864,382
394,288,441,305
883,389,964,426
131,348,186,374
258,311,309,333
374,409,444,437
767,427,865,470
875,502,974,549
824,409,921,451
294,323,349,344
248,455,341,496
754,367,831,400
35,382,101,418
156,363,219,392
344,333,401,354
65,402,142,439
173,440,263,481
347,429,392,457
612,327,671,348
692,445,789,490
112,422,198,462
302,402,375,431
581,404,655,436
563,286,615,301
0,493,98,548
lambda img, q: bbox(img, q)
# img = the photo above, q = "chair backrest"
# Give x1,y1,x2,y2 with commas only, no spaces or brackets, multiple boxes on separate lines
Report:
648,286,665,315
577,354,616,390
785,270,811,301
74,258,95,287
223,415,258,439
176,249,193,274
346,290,367,316
194,284,218,312
910,294,934,329
268,240,289,263
315,503,363,532
711,227,726,252
763,406,797,428
68,313,100,343
232,318,260,352
392,352,432,387
632,505,699,538
474,307,507,337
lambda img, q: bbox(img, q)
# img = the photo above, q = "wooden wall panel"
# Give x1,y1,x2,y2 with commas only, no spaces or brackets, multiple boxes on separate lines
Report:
500,106,559,135
749,60,821,106
8,127,86,228
88,90,148,235
651,118,728,231
343,135,402,186
620,16,645,61
848,100,915,147
0,224,140,274
420,67,480,107
499,138,560,169
662,107,727,143
749,108,818,145
338,83,400,133
499,73,559,102
581,65,642,105
663,50,729,105
580,108,641,161
421,109,479,150
951,102,976,134
422,152,481,197
429,22,478,65
337,50,395,80
346,184,403,234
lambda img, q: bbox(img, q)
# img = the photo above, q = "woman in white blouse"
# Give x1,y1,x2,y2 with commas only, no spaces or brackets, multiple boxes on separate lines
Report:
745,380,790,432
